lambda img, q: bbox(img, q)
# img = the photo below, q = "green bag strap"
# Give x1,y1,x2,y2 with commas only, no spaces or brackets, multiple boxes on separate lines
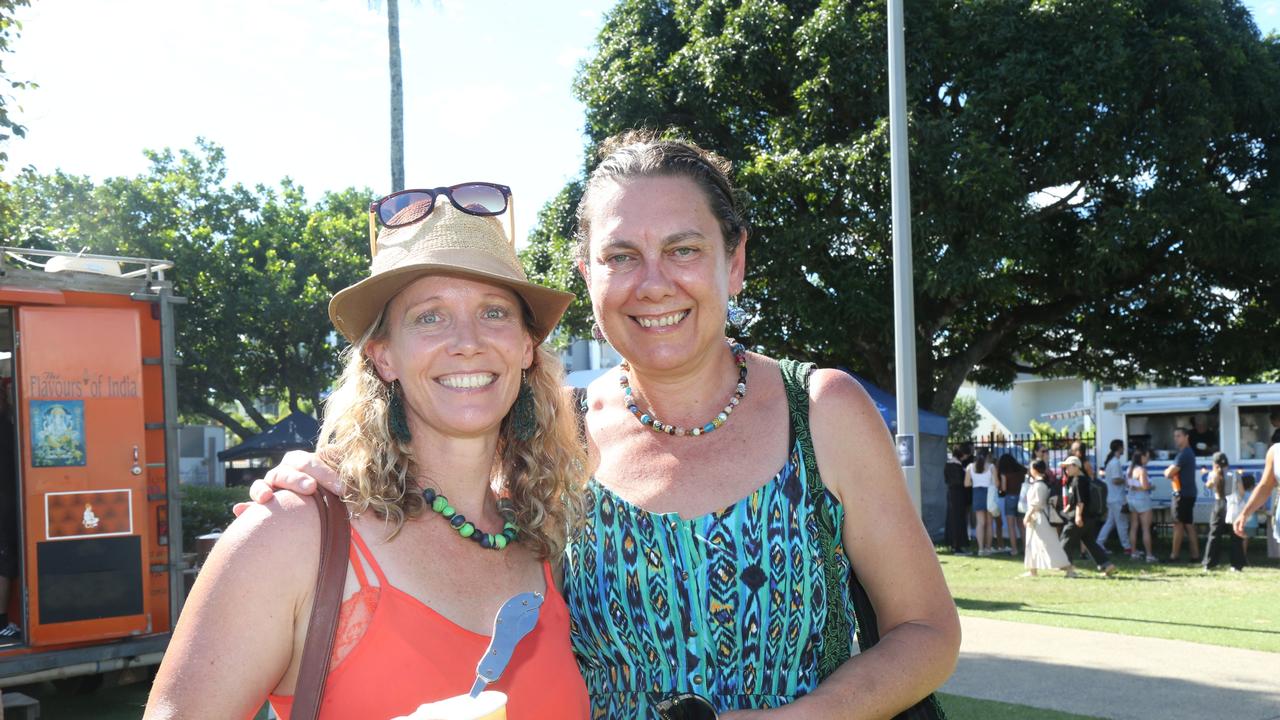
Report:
777,358,852,681
778,360,949,720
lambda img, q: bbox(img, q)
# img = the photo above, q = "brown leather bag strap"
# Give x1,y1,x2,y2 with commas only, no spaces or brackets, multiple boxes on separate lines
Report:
291,489,350,720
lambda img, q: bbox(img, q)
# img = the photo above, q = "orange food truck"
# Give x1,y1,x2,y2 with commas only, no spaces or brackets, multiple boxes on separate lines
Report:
0,247,185,688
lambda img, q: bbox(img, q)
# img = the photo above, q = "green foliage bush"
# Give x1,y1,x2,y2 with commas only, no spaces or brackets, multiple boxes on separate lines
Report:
948,396,980,442
179,484,249,550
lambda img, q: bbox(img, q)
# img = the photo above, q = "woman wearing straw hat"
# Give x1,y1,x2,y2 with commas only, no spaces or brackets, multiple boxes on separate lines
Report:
147,187,589,719
256,134,959,719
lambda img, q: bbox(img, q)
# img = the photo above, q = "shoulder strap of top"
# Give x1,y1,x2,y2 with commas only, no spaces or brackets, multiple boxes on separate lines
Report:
777,359,852,680
347,525,386,588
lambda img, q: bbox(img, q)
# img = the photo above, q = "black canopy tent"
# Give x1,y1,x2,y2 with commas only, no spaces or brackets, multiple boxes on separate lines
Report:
217,411,320,462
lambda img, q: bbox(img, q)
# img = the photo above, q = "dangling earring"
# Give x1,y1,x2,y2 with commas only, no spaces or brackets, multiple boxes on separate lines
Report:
727,296,749,330
512,369,536,442
388,380,412,444
591,322,606,342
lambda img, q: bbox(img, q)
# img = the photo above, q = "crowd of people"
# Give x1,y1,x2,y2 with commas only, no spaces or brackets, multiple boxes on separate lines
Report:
943,433,1274,577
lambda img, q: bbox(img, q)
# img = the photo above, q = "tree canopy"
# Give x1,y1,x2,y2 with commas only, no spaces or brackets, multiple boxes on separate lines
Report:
0,140,369,440
0,0,32,169
525,0,1280,414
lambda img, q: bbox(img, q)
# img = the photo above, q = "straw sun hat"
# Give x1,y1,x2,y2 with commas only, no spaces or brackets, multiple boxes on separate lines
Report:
329,201,574,345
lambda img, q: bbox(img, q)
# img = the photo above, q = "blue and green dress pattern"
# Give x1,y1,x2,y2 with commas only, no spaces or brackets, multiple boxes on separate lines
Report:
563,445,857,718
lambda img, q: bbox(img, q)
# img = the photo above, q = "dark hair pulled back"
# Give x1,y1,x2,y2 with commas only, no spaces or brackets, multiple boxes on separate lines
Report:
575,129,747,264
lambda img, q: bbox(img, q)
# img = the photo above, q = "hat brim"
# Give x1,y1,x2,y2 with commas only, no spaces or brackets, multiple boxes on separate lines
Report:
329,261,574,346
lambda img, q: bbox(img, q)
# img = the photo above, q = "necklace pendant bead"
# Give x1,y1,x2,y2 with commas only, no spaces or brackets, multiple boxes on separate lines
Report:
459,522,475,538
432,496,449,513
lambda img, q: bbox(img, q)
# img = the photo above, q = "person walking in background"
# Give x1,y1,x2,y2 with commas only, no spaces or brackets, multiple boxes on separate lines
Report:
1058,457,1117,576
997,452,1026,556
967,448,995,555
1202,453,1244,572
944,445,972,555
1095,439,1133,557
1021,460,1076,578
1234,444,1277,546
1126,449,1158,563
1228,473,1256,562
1165,428,1202,563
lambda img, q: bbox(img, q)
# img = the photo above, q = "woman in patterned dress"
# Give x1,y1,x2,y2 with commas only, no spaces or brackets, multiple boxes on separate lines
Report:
253,132,960,718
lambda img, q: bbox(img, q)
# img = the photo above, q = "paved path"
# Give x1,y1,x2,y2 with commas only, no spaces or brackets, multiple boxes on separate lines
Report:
943,615,1280,720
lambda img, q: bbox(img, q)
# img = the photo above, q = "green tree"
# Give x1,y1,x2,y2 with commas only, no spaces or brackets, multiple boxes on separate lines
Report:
0,0,32,169
947,395,979,443
1,141,369,440
526,0,1280,414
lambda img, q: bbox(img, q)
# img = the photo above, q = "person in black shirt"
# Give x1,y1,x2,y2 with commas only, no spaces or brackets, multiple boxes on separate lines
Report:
944,444,972,554
1058,456,1117,576
1269,408,1280,445
0,389,18,642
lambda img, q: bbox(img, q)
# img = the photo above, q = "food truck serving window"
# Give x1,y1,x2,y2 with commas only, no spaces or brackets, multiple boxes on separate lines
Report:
1238,404,1280,460
1118,398,1220,459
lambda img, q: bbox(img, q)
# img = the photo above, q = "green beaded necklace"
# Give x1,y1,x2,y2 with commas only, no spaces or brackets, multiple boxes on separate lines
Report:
421,487,519,550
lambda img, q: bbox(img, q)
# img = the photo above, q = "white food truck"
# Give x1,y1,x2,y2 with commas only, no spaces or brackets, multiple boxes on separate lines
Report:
1093,383,1278,523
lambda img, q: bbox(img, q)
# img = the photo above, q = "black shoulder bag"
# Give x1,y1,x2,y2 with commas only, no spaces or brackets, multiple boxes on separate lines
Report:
778,359,947,720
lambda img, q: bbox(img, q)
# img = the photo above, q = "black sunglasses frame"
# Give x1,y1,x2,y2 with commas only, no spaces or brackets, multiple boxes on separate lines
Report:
370,182,512,228
366,182,515,258
655,693,718,720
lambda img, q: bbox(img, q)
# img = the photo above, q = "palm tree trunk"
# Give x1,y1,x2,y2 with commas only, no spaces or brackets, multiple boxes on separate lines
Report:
387,0,405,192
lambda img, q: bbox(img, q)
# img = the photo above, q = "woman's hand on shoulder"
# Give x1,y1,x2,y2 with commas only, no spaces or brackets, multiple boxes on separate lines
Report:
233,450,340,516
146,490,322,719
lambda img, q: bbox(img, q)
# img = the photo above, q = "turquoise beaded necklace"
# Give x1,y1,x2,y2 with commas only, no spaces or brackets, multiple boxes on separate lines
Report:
421,487,519,550
619,338,748,437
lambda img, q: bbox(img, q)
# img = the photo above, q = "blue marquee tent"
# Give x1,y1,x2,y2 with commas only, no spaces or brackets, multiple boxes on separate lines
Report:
847,372,949,437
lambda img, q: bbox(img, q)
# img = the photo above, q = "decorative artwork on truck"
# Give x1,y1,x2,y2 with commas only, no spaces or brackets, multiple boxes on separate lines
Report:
30,400,87,467
45,489,133,540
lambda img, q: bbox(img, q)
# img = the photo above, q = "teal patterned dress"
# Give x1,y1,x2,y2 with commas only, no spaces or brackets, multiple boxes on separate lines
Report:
562,438,857,718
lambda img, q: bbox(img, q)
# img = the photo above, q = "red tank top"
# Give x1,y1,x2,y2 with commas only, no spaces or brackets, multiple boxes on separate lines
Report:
269,528,589,719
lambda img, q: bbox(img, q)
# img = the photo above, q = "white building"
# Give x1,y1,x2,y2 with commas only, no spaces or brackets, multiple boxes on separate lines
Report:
560,338,622,388
957,374,1097,437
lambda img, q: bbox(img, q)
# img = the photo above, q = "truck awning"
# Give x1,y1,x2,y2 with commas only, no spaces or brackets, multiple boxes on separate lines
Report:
1231,391,1280,407
1114,397,1219,415
1043,407,1092,420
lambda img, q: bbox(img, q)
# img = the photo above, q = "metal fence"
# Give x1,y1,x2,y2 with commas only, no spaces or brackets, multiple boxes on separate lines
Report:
947,433,1096,470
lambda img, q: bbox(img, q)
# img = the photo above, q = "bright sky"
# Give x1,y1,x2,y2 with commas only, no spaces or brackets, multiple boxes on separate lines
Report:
3,0,1278,247
3,0,611,245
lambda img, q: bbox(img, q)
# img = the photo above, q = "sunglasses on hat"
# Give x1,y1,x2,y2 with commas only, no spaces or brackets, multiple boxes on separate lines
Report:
367,182,514,256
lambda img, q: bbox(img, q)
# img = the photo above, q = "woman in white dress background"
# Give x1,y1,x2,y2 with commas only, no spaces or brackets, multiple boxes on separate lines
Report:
1022,459,1076,578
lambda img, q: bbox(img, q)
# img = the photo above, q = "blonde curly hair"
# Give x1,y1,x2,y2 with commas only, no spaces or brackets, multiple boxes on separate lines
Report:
317,305,585,561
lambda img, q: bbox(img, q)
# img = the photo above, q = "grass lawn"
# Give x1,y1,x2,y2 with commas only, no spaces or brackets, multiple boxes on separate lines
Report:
938,692,1101,720
939,538,1280,652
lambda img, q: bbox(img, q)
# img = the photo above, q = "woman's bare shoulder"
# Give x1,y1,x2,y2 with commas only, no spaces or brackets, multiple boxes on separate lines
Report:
217,489,324,563
807,368,883,434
